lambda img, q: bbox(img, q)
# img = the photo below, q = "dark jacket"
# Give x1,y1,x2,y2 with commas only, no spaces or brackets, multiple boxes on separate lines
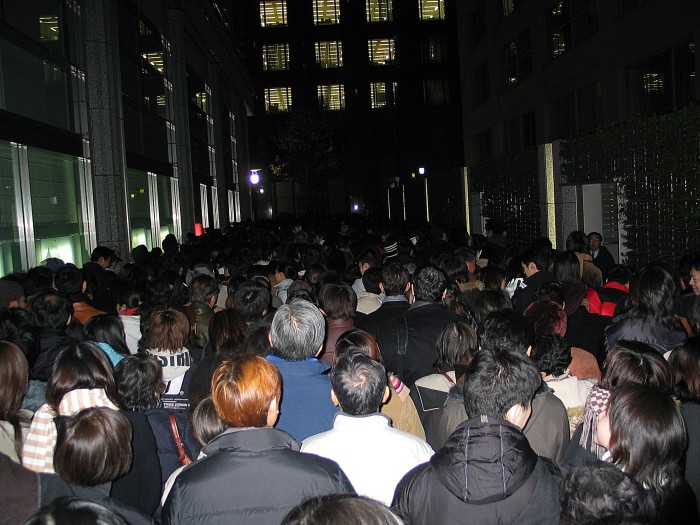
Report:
32,329,79,381
267,355,338,441
425,383,569,467
146,408,201,487
189,302,214,348
565,307,610,366
604,314,686,355
586,281,628,317
393,417,560,525
162,427,354,525
512,271,556,313
319,317,355,366
72,484,154,525
591,245,615,279
82,261,120,314
681,402,700,517
379,301,461,386
111,410,162,517
0,452,73,525
357,298,410,342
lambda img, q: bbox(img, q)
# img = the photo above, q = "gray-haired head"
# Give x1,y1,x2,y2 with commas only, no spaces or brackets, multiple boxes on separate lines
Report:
270,300,326,361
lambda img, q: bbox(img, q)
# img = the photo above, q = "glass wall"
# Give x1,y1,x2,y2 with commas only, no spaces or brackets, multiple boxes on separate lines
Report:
157,174,174,242
0,143,22,276
127,169,153,250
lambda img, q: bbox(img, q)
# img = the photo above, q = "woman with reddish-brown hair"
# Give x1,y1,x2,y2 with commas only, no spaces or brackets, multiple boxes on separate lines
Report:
0,341,31,462
162,354,353,525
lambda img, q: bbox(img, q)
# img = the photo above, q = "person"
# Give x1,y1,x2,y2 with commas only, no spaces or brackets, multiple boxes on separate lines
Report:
356,267,383,315
54,266,107,329
378,266,462,386
357,262,410,340
318,283,357,366
271,260,297,307
604,265,686,355
301,352,433,505
596,384,699,523
187,309,247,407
23,342,119,473
564,340,673,468
30,292,78,381
112,355,164,517
413,321,477,420
472,288,511,324
334,330,425,439
559,460,656,525
353,249,382,296
83,315,130,367
53,408,153,525
669,336,700,515
393,350,560,525
0,342,31,463
511,246,556,313
0,280,27,310
586,264,631,317
531,334,596,434
267,300,338,440
566,231,602,288
282,494,405,525
82,246,121,314
231,281,269,323
143,307,195,411
186,274,219,348
162,355,354,525
588,232,615,280
428,310,570,466
23,497,129,525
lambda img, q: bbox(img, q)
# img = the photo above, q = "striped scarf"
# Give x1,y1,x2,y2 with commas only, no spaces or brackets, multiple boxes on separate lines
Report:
578,384,610,459
22,388,118,473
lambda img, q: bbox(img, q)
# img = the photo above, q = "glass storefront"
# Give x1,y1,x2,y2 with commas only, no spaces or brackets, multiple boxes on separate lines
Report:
0,143,22,276
127,168,153,250
157,174,174,242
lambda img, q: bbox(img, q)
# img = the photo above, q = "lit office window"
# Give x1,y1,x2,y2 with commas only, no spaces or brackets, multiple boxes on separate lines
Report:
419,0,445,20
500,0,516,18
366,0,393,22
265,87,292,113
316,41,343,68
260,1,287,27
262,43,289,71
546,0,598,60
368,38,395,65
39,15,59,41
318,84,345,111
314,0,340,25
370,82,396,108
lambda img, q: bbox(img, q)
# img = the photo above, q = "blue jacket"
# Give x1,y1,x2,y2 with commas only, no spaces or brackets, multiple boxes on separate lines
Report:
267,355,338,441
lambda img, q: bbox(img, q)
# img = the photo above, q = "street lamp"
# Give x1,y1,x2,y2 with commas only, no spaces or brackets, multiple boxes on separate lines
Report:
249,170,261,220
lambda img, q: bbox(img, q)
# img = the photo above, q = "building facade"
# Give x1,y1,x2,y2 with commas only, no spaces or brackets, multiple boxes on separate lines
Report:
0,0,254,276
236,0,464,219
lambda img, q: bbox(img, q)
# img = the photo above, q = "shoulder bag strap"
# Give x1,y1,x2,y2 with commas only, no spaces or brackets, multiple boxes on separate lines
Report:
169,413,193,466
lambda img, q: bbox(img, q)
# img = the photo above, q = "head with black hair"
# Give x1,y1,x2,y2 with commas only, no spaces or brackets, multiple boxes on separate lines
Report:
463,348,541,424
188,274,219,306
606,265,634,286
560,460,657,525
520,246,548,277
282,494,404,525
473,289,512,323
668,336,700,402
330,351,388,416
626,265,679,329
362,267,383,295
233,282,270,322
602,340,673,393
318,283,357,320
435,321,477,373
480,265,506,291
0,307,39,366
114,354,165,411
531,334,572,376
553,250,582,284
478,309,532,355
30,291,72,331
380,262,409,297
54,267,85,297
411,265,448,303
566,231,589,254
209,309,247,358
25,497,128,525
83,315,130,358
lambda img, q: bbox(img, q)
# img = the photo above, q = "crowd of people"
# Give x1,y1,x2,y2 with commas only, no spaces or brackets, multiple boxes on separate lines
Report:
0,216,699,524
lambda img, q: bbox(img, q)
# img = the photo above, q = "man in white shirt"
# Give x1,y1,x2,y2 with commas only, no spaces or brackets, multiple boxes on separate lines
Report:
301,351,434,505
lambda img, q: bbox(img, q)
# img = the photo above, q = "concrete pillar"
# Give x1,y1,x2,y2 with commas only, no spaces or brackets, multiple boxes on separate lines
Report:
208,63,228,227
83,0,130,258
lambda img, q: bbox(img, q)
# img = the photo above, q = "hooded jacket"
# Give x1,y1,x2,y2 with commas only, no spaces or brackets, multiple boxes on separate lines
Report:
393,417,560,525
162,427,353,525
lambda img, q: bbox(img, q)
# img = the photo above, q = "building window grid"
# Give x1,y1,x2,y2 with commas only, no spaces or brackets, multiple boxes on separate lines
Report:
314,0,340,25
366,0,393,22
260,1,287,27
262,43,289,71
265,86,292,113
422,36,446,64
316,41,343,68
423,79,450,105
318,84,345,111
229,112,239,181
547,0,599,60
370,82,396,108
419,0,445,21
503,30,532,85
368,38,395,66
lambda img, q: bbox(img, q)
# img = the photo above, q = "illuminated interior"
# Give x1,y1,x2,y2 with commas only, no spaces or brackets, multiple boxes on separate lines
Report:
314,0,340,25
265,86,292,113
316,41,343,68
368,38,395,65
260,1,287,27
419,0,445,20
318,84,345,111
366,0,393,22
263,43,289,71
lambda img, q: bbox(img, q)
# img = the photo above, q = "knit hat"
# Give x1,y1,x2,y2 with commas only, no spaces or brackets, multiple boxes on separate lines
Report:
41,257,65,273
579,385,611,459
0,280,24,308
384,242,398,259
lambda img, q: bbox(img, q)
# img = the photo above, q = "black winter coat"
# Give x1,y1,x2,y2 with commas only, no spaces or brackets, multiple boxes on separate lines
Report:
162,427,354,525
393,417,561,525
604,313,686,355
